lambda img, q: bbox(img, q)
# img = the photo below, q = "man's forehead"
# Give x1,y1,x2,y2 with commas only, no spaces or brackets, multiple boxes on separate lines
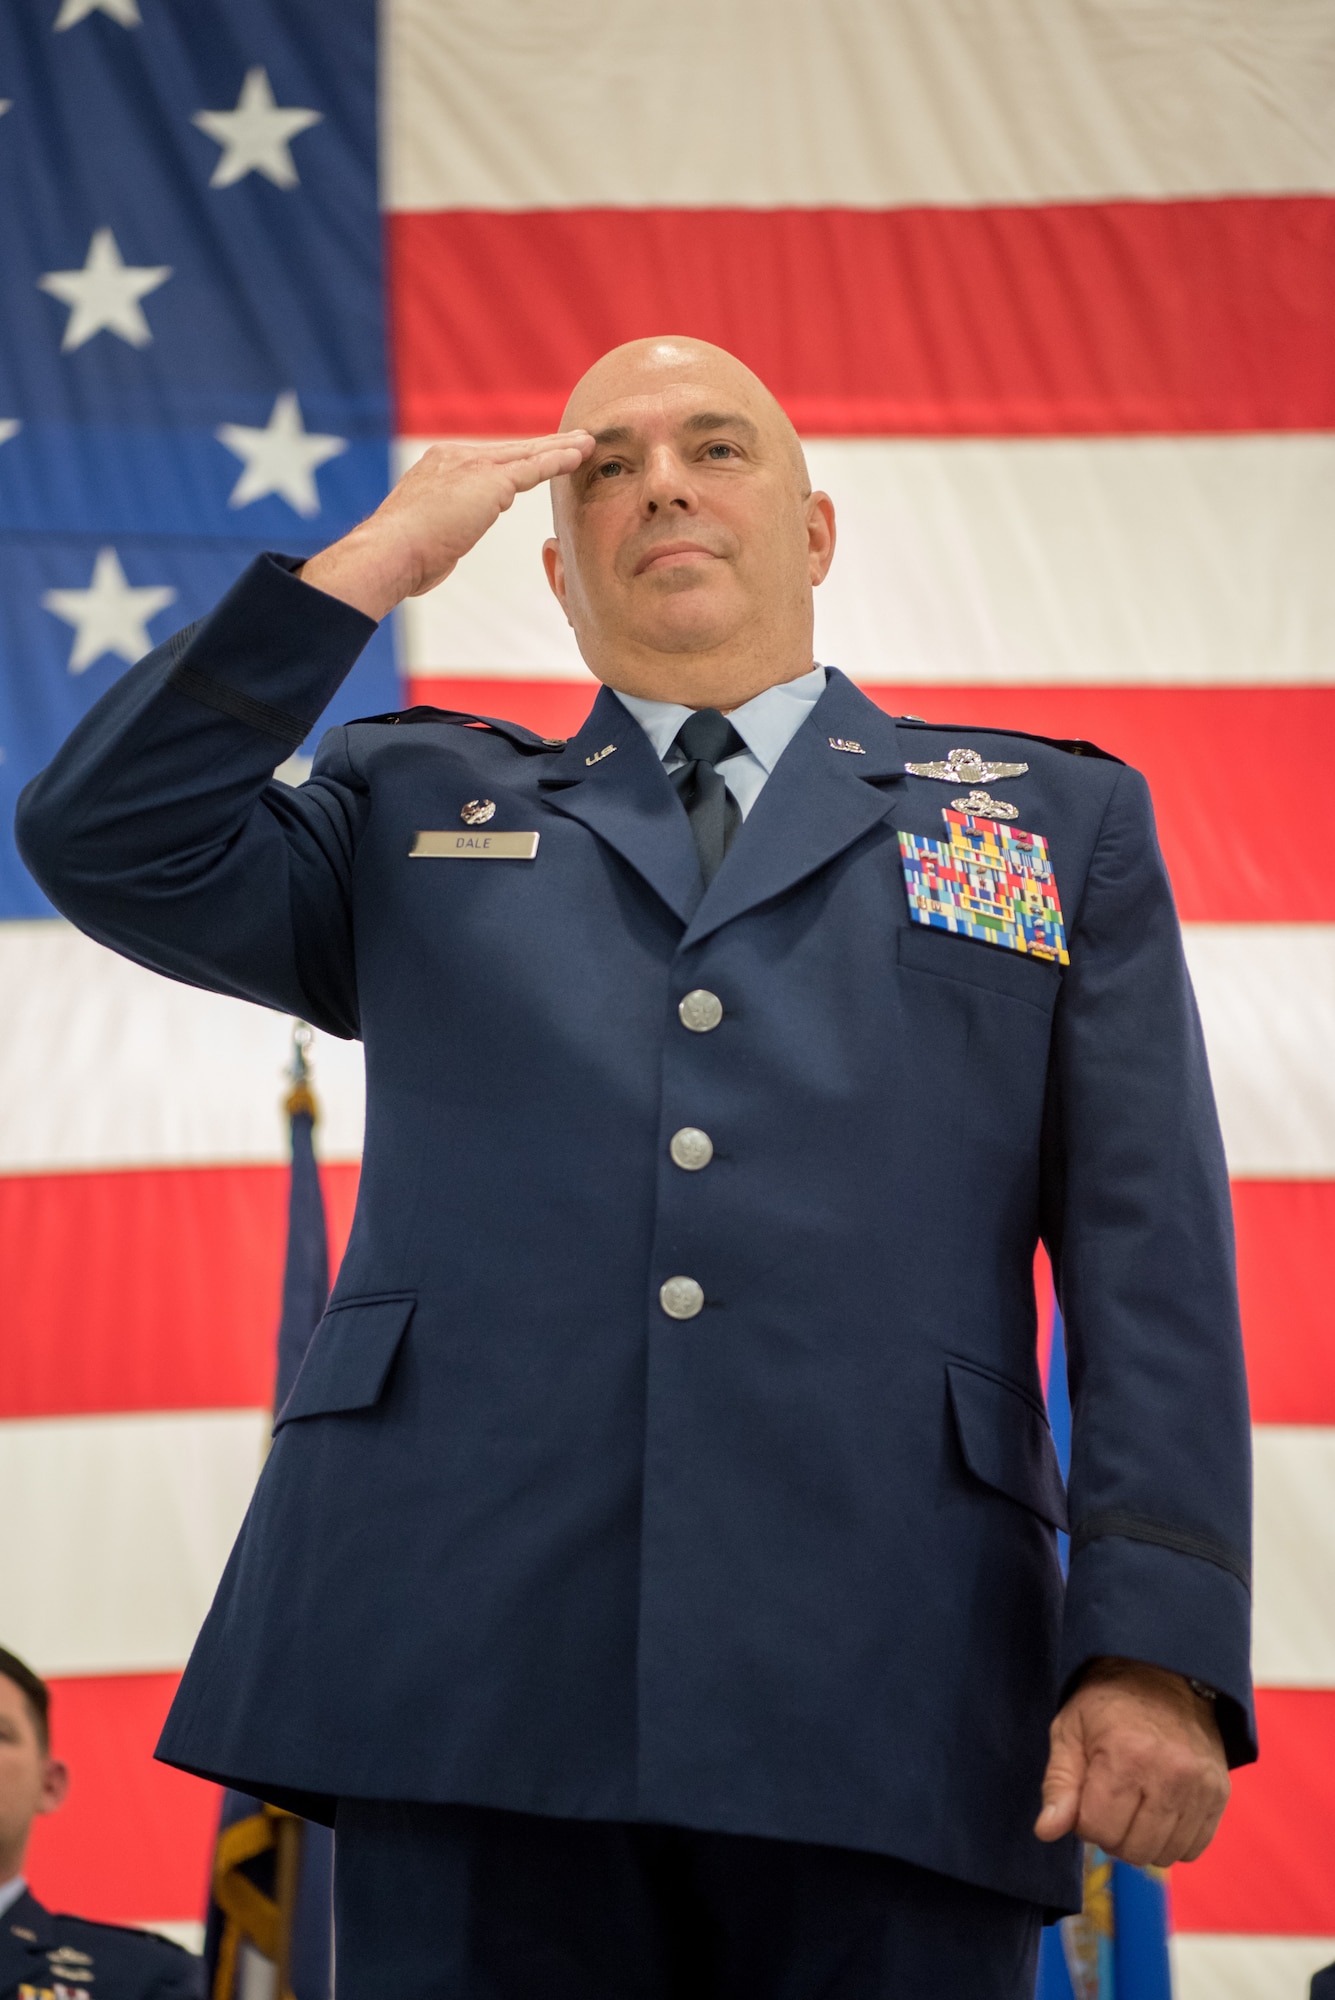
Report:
586,405,763,448
567,376,771,440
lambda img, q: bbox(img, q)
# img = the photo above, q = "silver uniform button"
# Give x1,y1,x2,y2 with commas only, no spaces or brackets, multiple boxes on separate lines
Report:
669,1126,714,1171
678,988,723,1033
659,1275,705,1320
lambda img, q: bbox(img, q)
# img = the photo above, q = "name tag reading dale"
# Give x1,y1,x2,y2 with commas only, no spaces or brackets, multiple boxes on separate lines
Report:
410,830,540,860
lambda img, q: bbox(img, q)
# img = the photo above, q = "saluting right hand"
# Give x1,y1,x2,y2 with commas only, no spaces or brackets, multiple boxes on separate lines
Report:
301,432,594,622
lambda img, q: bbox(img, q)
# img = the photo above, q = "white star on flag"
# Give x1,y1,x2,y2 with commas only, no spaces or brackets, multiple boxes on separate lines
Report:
54,0,141,28
38,228,171,352
0,421,20,447
193,68,322,189
43,548,176,674
0,100,11,116
216,391,347,516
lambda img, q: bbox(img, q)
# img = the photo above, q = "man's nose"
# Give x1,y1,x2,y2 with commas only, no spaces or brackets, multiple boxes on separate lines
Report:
640,446,697,515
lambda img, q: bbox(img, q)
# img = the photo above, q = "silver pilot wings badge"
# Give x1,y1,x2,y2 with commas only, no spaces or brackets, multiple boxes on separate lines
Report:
904,745,1029,784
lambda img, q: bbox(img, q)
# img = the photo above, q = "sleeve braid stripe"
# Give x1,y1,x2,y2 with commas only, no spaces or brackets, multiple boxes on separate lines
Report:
167,662,314,747
1070,1509,1251,1593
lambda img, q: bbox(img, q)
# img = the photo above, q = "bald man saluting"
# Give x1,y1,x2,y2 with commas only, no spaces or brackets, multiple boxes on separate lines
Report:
18,339,1253,1999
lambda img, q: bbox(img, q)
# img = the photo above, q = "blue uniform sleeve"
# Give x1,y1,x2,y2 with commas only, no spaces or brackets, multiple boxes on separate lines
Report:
14,555,378,1040
1043,763,1256,1763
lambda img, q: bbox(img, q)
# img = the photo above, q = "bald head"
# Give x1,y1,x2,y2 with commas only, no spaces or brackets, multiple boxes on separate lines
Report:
542,335,834,709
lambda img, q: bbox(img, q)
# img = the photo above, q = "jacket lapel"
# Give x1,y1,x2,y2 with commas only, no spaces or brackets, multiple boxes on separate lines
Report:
538,686,704,927
682,670,907,949
2,1889,52,1982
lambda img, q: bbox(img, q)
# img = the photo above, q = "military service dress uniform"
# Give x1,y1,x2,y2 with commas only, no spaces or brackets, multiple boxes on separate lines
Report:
1,1890,203,2000
16,556,1254,1982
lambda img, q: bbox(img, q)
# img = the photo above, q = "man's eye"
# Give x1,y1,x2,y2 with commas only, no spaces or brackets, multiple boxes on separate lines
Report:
704,443,736,460
594,460,624,479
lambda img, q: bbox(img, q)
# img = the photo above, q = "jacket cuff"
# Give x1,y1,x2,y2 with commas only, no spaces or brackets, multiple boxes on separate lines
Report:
1060,1531,1257,1766
165,553,380,749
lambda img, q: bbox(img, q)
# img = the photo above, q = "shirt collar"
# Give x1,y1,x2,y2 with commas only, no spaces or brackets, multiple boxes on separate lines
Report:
614,664,827,771
0,1877,28,1921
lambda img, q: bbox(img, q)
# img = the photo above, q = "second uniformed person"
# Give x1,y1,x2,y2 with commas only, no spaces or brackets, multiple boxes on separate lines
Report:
0,1649,203,2000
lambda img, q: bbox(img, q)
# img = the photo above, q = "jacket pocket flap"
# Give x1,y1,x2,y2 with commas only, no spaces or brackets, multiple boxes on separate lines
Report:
274,1293,415,1429
947,1361,1068,1530
898,923,1062,1010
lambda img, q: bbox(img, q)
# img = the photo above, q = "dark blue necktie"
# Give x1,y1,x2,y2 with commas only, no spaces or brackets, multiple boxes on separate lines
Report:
670,708,745,886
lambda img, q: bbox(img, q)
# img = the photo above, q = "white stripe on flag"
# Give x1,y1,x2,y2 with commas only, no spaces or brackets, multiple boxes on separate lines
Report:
396,435,1335,687
384,0,1335,211
1182,926,1335,1179
1252,1427,1335,1689
0,1409,267,1677
1171,1933,1335,2000
0,921,366,1172
3,922,1331,1180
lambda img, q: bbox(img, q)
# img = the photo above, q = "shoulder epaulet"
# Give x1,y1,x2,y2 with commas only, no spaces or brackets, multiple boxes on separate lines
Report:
344,706,567,753
49,1913,193,1954
891,717,1123,764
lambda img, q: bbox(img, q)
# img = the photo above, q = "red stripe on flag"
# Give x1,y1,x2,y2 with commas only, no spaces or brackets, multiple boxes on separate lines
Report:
407,679,1335,922
0,1162,360,1419
1234,1182,1335,1426
390,198,1335,439
24,1674,216,1927
21,1682,1335,1934
407,676,596,741
1172,1690,1335,1935
861,685,1335,923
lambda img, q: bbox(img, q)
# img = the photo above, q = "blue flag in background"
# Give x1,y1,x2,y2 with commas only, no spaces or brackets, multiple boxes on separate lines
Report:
202,1028,333,2000
1035,1303,1175,2000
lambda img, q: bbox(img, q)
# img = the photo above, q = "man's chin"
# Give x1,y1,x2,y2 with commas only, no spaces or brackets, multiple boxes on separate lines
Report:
629,586,749,654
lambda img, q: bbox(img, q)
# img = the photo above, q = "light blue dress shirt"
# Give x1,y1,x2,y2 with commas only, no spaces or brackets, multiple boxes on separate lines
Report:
614,664,826,820
0,1875,28,1920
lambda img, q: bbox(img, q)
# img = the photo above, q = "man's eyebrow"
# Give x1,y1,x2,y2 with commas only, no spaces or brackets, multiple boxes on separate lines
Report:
681,410,759,440
589,425,635,447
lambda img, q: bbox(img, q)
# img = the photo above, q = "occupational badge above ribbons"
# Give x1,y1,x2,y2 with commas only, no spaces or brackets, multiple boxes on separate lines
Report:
899,809,1069,964
905,746,1029,784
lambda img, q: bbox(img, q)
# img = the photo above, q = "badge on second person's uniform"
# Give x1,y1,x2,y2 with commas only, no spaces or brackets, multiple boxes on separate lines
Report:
899,809,1069,964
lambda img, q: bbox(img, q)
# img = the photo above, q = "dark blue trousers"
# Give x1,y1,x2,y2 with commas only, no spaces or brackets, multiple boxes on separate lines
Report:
333,1802,1040,1999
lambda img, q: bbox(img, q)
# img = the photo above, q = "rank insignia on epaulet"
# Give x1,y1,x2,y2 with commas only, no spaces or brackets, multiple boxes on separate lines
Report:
898,810,1069,964
895,719,1122,765
345,707,566,751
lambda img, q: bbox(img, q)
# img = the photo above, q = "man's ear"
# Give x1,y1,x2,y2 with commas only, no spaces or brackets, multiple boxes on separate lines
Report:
542,537,572,626
38,1758,68,1816
807,492,836,587
542,536,564,605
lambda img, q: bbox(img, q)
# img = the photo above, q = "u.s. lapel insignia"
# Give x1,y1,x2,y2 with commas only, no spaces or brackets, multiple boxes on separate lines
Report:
585,743,617,766
899,808,1069,964
828,737,865,754
906,746,1029,784
460,799,495,826
951,788,1018,821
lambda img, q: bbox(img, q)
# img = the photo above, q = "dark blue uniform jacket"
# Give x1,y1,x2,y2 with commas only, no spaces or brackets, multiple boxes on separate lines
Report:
0,1889,203,2000
16,556,1255,1915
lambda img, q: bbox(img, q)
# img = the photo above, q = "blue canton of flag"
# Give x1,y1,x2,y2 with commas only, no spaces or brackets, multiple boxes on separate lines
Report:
0,0,397,917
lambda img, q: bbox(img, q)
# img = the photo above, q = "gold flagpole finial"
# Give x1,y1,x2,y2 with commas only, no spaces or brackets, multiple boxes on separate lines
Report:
283,1020,318,1123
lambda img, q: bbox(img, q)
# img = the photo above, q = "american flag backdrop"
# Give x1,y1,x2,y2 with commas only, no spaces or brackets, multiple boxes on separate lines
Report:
1,4,1333,1993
